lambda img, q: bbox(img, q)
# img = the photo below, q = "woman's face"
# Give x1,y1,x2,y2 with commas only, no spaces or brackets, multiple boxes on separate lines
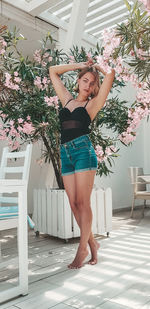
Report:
78,72,96,97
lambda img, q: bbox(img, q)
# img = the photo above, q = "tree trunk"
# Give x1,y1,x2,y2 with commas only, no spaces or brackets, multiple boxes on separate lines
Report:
41,135,64,189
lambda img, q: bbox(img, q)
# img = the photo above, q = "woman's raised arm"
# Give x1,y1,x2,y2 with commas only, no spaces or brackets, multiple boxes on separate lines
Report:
89,64,115,120
49,62,89,106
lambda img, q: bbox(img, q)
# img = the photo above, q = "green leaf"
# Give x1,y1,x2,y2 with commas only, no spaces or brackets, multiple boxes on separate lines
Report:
123,0,131,11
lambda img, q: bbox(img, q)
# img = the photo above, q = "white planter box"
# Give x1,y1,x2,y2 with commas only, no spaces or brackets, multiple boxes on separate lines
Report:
32,188,112,240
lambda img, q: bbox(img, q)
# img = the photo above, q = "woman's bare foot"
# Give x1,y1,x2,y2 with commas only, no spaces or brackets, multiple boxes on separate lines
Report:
68,247,89,269
88,240,100,265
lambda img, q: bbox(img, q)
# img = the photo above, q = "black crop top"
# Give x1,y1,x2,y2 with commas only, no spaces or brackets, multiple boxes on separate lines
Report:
59,98,91,144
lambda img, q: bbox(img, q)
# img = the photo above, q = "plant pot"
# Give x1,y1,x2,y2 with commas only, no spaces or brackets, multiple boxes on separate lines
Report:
32,187,112,241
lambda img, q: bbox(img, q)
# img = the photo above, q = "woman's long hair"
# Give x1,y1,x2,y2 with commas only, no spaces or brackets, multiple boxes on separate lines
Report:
75,67,100,98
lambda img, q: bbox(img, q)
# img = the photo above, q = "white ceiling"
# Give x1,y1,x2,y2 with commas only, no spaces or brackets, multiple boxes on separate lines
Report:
45,0,133,38
2,0,134,44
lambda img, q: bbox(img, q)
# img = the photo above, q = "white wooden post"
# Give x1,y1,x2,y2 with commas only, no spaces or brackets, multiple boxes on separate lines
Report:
64,0,90,51
18,186,28,294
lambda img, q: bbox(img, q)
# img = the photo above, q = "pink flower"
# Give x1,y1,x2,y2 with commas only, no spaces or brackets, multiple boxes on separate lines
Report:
110,145,117,152
11,140,20,151
139,0,150,13
0,113,7,119
41,61,47,67
119,132,136,145
17,126,23,132
43,52,49,58
105,147,112,156
9,120,14,126
4,72,20,91
0,38,7,47
42,77,48,85
44,96,59,108
0,49,5,55
87,52,92,58
14,77,21,83
14,71,18,76
22,122,34,134
18,118,23,123
96,56,112,73
36,158,44,167
68,55,75,63
34,76,49,90
102,28,121,59
33,49,41,63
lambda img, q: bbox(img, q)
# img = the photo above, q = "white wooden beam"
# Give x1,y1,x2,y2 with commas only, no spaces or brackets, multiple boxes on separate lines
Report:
64,0,90,51
29,0,56,16
3,0,58,15
40,11,67,30
40,10,97,47
3,0,29,11
0,1,57,35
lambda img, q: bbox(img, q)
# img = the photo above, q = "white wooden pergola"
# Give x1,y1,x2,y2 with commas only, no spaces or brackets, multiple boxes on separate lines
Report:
1,0,134,49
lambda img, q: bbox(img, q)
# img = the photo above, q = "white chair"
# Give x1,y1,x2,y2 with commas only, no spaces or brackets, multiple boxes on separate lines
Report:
128,167,150,218
0,144,32,304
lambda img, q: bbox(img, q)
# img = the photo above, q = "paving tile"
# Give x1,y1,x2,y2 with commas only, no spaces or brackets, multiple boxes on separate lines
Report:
96,300,131,308
50,304,74,309
13,285,85,309
0,281,57,309
108,282,150,309
141,301,150,309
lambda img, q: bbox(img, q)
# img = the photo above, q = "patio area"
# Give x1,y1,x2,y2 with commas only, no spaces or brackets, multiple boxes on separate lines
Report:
0,208,150,309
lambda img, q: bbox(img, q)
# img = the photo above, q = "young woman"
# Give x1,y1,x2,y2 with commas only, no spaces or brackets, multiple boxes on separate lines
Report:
49,60,115,269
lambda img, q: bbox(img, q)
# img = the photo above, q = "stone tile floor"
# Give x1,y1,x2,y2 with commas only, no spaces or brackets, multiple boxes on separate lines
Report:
0,208,150,309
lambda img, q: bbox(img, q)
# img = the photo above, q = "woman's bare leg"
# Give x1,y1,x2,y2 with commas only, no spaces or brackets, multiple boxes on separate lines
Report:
63,173,99,265
63,170,100,268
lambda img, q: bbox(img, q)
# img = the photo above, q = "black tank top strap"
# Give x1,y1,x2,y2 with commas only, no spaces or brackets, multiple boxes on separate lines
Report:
84,99,89,108
64,98,73,107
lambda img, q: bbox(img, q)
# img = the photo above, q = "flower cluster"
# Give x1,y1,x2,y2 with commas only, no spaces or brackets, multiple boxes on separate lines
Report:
4,72,21,91
34,76,50,90
33,49,52,67
0,38,7,55
95,145,117,163
0,113,34,150
100,4,150,146
44,96,59,109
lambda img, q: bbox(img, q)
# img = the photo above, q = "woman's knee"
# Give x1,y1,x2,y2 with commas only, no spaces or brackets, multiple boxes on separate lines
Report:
76,199,90,211
69,199,77,211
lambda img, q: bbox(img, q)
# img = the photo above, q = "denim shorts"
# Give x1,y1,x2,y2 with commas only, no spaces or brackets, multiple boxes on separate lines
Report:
60,135,98,176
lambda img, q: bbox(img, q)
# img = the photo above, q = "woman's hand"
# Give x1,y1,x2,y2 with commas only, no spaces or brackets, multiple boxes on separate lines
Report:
78,59,94,69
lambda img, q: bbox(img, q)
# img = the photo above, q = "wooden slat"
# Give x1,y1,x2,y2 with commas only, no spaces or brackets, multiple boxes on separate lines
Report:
47,189,52,235
97,188,105,234
91,189,97,234
64,191,73,239
51,190,58,237
41,189,47,234
3,167,24,173
0,196,18,203
33,189,38,231
6,151,26,158
57,190,65,239
105,187,112,232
